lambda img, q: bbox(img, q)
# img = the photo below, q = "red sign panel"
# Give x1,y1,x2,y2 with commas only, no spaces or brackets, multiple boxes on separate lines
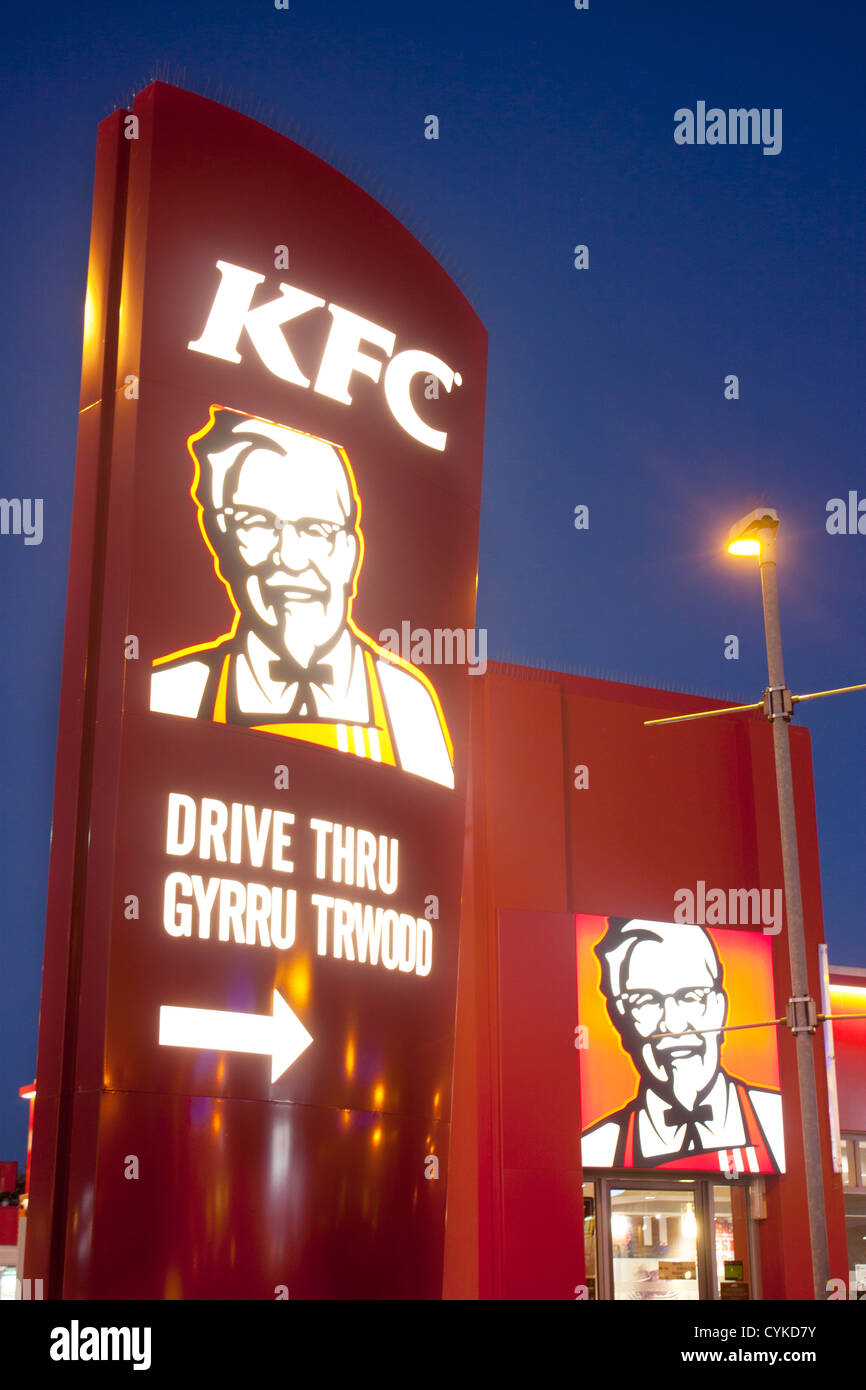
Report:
26,84,486,1299
577,915,785,1176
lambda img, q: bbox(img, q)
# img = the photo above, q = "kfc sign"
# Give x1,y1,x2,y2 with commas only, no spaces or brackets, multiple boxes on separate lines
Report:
188,261,462,451
577,915,785,1175
25,82,486,1300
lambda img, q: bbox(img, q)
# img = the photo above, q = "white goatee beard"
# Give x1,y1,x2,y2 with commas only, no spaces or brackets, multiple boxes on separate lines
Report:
666,1056,711,1112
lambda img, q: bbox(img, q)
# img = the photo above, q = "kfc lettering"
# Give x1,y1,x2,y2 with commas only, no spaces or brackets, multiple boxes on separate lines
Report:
188,260,461,451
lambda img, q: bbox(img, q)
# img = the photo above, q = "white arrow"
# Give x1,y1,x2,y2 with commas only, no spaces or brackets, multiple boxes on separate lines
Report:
158,990,313,1082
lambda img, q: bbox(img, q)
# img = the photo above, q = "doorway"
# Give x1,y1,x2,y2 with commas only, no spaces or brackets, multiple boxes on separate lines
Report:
583,1175,757,1300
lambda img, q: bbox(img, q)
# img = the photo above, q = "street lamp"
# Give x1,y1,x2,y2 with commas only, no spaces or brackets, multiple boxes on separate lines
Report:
726,506,829,1299
726,506,778,557
645,509,866,1295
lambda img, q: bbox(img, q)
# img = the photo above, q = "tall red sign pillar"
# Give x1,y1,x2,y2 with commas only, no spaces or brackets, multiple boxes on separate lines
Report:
25,85,486,1299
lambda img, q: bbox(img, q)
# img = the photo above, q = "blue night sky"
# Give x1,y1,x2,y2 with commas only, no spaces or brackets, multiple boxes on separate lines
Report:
1,1,864,1162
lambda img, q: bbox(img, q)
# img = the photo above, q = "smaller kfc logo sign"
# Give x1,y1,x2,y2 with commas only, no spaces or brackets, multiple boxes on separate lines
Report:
578,918,785,1174
188,261,462,451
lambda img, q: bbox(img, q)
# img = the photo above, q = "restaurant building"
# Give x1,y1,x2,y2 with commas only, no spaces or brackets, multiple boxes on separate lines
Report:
443,660,853,1300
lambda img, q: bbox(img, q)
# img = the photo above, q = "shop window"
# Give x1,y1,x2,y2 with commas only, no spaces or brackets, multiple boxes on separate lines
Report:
583,1181,597,1299
712,1184,751,1299
609,1186,699,1300
585,1174,756,1300
840,1132,866,1189
844,1193,866,1298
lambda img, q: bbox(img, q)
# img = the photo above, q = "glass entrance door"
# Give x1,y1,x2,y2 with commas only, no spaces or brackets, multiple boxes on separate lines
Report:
609,1185,700,1300
711,1183,753,1297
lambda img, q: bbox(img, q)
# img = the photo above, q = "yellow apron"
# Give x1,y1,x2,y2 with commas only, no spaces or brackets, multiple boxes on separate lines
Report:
210,646,398,767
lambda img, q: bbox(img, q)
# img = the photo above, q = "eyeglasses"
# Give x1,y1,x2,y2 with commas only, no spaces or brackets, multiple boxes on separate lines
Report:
218,506,348,555
616,986,717,1030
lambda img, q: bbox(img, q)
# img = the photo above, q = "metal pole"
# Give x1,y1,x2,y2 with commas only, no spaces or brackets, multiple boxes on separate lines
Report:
758,532,830,1300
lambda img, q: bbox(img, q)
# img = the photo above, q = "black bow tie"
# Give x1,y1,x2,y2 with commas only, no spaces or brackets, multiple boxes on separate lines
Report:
663,1101,713,1131
268,655,333,717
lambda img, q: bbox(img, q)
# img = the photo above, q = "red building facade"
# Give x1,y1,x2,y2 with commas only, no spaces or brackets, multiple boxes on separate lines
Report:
444,661,849,1300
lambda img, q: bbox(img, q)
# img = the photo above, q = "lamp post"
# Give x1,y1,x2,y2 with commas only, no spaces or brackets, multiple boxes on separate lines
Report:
726,507,830,1299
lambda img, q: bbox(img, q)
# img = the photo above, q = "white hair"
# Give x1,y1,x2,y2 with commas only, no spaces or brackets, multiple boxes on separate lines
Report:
599,919,721,999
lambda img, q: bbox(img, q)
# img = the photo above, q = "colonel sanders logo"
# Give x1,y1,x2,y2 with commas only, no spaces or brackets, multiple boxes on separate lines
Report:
150,406,454,788
581,919,785,1173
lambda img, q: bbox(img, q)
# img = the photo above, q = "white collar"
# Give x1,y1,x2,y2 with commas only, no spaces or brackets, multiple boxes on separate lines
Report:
638,1072,747,1158
234,627,369,720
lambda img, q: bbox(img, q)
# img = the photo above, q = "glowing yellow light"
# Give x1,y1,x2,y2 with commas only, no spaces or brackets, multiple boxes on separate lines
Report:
211,1110,222,1136
345,1036,355,1078
287,955,312,1008
372,1126,382,1147
372,1082,385,1110
727,538,761,556
342,1108,351,1127
611,1213,630,1241
83,270,101,354
681,1206,697,1239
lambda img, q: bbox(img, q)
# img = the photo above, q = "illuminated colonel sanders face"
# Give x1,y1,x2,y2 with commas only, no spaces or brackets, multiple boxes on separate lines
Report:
200,416,360,670
604,921,728,1112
